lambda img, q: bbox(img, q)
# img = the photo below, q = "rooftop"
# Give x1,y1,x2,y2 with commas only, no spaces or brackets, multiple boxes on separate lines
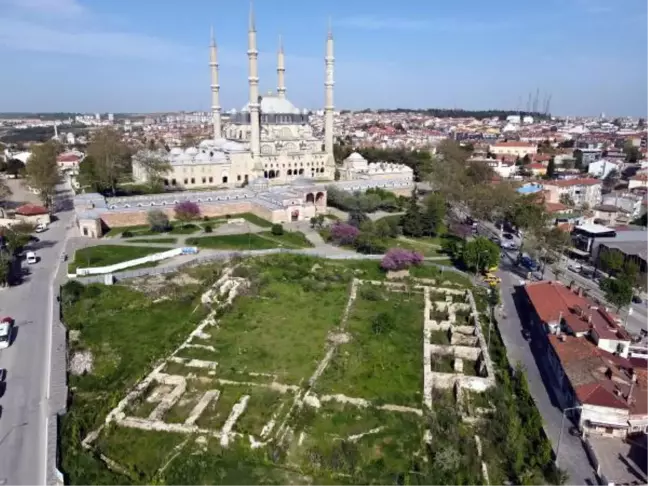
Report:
544,177,602,187
14,203,48,216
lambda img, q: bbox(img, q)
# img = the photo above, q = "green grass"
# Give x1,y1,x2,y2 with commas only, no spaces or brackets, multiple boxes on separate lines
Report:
316,284,425,406
104,224,149,238
203,277,350,384
60,281,209,484
239,212,273,228
186,233,279,250
387,237,441,257
68,245,171,272
125,237,178,245
258,231,314,248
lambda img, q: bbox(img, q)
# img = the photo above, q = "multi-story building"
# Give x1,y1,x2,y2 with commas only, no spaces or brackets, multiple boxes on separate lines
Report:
489,141,538,158
543,178,602,208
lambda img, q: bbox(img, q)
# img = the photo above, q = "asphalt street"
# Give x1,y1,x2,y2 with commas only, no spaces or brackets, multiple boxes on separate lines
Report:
495,252,598,485
0,183,73,485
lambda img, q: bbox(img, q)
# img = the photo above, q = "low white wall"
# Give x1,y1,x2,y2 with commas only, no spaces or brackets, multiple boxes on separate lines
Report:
75,247,198,276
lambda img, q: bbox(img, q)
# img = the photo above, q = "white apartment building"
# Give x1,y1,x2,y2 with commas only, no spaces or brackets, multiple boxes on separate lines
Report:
543,178,603,208
489,141,538,158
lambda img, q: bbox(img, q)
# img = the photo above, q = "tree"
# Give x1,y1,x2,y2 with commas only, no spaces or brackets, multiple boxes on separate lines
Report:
24,141,60,207
174,201,200,224
347,210,369,228
600,277,633,312
86,128,131,196
380,248,424,271
271,223,284,236
559,193,575,207
136,152,171,190
623,141,640,163
421,193,446,236
0,250,12,287
599,249,624,276
329,222,360,245
180,134,196,148
0,178,11,205
507,197,547,253
3,222,35,255
374,217,398,239
76,155,106,193
603,169,620,192
461,237,500,273
573,149,584,171
310,214,325,229
545,157,556,179
6,159,25,177
401,189,424,237
147,209,170,232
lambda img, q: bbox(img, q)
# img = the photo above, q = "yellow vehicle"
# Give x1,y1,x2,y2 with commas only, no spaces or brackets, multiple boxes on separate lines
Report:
483,273,501,286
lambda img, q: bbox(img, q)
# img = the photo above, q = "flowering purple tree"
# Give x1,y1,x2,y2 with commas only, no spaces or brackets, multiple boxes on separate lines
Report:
174,201,201,223
330,222,360,245
380,248,424,271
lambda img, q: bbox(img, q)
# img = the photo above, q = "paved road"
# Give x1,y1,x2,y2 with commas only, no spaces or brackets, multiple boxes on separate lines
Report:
0,184,73,485
496,252,597,485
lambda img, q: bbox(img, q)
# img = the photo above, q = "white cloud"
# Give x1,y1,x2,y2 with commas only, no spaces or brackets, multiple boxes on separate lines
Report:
0,18,199,61
0,0,86,17
336,15,498,32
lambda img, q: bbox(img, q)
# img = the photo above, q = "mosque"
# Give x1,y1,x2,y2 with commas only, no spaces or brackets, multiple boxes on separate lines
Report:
74,6,413,238
132,5,336,189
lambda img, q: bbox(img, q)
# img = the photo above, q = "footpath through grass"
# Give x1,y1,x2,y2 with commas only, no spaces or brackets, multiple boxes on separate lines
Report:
68,245,171,272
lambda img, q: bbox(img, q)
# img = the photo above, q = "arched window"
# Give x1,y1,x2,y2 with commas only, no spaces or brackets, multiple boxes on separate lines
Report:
287,169,292,176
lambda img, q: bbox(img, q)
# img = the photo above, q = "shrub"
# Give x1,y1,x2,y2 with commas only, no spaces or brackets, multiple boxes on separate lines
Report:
371,311,396,335
271,224,284,236
380,248,424,271
360,285,383,301
354,234,387,254
147,209,170,232
204,224,213,233
121,230,133,238
330,222,360,245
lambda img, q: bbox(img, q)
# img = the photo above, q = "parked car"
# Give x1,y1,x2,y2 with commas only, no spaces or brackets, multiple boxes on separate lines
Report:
503,233,514,240
26,251,38,264
632,295,643,304
35,223,47,233
568,264,582,273
0,317,13,350
521,256,539,271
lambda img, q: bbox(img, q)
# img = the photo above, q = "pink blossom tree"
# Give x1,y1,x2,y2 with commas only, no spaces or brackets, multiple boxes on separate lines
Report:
330,222,360,245
380,248,424,271
174,201,201,224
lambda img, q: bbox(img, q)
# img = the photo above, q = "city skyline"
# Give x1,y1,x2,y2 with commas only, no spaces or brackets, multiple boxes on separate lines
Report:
0,0,646,116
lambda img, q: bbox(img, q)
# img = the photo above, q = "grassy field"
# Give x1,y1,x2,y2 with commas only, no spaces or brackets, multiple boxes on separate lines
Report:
257,230,314,248
125,237,178,245
239,212,273,228
68,245,171,272
186,233,279,250
61,254,557,485
196,272,350,384
60,280,209,484
316,284,424,406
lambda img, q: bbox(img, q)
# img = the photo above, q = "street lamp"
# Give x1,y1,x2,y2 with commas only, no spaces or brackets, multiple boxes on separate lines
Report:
555,405,582,468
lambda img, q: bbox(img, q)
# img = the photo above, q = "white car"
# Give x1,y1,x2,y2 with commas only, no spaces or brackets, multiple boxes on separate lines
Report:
26,251,38,264
35,223,47,233
568,264,582,273
0,320,12,350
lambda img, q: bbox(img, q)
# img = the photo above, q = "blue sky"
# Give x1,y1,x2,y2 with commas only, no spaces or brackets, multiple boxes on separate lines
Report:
0,0,645,116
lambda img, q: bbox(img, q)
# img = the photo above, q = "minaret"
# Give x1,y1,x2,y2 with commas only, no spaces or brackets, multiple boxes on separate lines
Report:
324,20,335,155
247,2,261,159
277,35,286,100
209,26,222,139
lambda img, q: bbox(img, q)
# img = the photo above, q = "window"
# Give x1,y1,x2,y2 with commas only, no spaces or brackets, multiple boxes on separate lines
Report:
184,178,188,184
172,179,177,185
222,176,228,183
191,178,195,184
163,179,169,186
208,177,213,183
202,177,206,184
237,175,241,181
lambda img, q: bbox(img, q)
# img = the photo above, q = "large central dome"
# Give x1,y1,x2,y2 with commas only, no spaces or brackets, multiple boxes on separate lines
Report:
241,94,301,115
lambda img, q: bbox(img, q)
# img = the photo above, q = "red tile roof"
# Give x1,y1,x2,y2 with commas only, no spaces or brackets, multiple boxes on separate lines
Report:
493,141,536,148
56,153,81,162
545,201,568,213
14,204,48,216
